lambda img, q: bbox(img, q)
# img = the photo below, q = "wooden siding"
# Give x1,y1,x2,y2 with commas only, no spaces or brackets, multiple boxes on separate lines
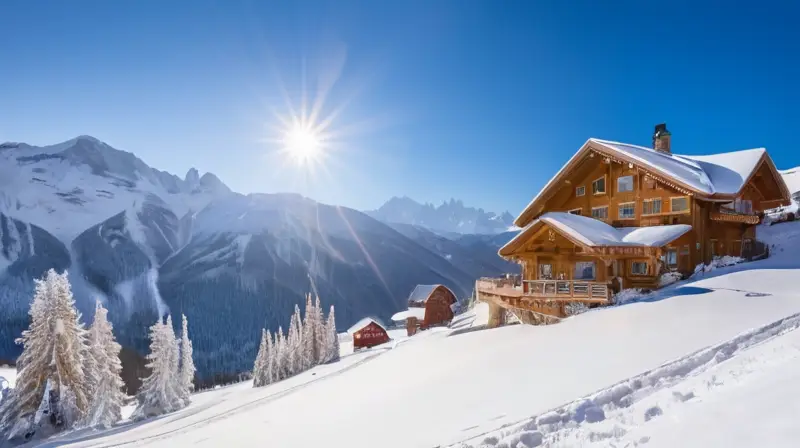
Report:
352,322,390,349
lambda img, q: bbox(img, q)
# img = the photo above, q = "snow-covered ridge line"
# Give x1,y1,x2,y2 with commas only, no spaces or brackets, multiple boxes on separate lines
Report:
452,310,800,448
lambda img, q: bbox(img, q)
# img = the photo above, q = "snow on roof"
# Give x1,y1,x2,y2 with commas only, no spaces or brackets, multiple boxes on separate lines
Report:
391,308,427,321
408,285,440,303
347,317,387,335
517,138,773,227
679,148,766,195
502,212,691,254
780,166,800,195
591,139,714,195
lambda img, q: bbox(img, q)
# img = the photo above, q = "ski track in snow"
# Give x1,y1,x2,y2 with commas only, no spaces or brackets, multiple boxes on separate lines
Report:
453,310,800,448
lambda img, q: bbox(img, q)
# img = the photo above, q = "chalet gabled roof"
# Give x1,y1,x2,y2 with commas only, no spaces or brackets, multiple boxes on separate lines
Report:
347,317,387,335
407,284,455,304
515,138,791,227
500,212,691,257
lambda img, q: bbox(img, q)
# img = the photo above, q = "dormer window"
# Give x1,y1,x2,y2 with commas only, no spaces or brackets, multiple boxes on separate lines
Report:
576,186,585,197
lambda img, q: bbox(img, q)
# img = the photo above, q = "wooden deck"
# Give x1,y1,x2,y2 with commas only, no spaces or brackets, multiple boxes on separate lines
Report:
476,278,610,302
476,277,611,324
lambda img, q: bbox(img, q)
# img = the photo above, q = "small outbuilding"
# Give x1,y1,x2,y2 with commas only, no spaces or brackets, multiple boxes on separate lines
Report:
407,284,457,330
391,307,427,336
348,317,390,350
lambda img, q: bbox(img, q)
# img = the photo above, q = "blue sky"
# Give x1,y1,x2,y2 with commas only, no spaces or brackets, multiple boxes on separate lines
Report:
2,1,799,215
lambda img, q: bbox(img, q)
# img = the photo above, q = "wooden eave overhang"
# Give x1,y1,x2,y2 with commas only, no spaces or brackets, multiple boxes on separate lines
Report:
514,141,792,228
499,220,684,260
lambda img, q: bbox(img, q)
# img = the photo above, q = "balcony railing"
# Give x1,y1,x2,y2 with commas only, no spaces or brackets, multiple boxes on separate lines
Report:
711,207,761,225
523,280,609,300
477,278,609,301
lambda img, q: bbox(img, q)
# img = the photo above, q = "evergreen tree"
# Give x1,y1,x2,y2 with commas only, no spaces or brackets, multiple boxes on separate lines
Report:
178,314,196,405
313,295,326,364
252,329,268,387
132,317,184,420
292,304,304,371
0,275,52,440
265,329,275,385
275,326,286,381
302,294,318,368
84,301,126,428
325,305,340,363
0,270,91,441
287,313,298,376
49,270,91,428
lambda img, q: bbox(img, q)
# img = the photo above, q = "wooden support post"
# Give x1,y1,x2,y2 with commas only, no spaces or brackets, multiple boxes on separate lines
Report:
487,301,506,328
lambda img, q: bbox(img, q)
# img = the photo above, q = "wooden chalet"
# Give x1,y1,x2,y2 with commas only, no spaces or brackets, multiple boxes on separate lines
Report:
348,318,390,350
478,124,791,326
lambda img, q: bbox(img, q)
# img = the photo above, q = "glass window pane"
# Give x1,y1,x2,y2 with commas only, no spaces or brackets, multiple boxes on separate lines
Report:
574,261,596,280
618,175,634,192
619,203,635,219
672,197,689,212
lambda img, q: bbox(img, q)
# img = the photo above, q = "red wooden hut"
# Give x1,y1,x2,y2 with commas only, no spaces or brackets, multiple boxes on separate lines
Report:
348,318,390,350
407,284,457,330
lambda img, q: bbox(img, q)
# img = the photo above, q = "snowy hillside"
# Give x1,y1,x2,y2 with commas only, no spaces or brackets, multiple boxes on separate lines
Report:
0,136,485,387
368,196,515,235
41,221,800,447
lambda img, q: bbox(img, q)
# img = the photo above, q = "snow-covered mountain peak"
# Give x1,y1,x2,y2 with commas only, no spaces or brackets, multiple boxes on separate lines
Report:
368,196,515,235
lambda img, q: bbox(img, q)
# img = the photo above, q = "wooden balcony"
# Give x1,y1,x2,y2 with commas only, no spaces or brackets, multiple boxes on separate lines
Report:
711,207,761,225
476,278,610,302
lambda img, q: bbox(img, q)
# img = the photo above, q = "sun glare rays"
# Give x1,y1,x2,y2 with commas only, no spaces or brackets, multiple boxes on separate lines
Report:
254,42,394,298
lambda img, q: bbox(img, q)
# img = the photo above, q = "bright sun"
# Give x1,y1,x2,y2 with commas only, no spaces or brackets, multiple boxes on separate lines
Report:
283,124,322,164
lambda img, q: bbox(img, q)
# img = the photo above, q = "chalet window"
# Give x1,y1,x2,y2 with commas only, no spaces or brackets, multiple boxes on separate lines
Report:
568,208,582,216
671,197,689,213
663,249,678,267
618,202,635,219
574,261,596,280
591,206,608,220
680,245,690,255
732,198,753,214
576,186,585,197
642,198,662,215
631,261,648,275
617,175,634,192
539,263,553,280
592,177,606,195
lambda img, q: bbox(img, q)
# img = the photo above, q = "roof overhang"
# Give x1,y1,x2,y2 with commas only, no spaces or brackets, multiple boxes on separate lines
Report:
514,140,791,228
501,214,692,259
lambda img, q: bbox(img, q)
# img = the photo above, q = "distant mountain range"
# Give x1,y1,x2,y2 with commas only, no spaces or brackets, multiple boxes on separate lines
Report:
0,136,519,387
367,196,516,236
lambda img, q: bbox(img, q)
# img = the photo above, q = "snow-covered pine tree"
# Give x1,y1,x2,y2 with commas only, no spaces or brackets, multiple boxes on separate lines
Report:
0,275,52,440
84,301,126,428
313,295,326,364
292,304,304,371
178,314,196,405
49,270,91,428
164,316,183,409
265,329,275,384
302,294,318,369
325,305,340,363
275,326,286,381
0,270,92,441
287,313,298,376
252,329,268,387
132,317,184,420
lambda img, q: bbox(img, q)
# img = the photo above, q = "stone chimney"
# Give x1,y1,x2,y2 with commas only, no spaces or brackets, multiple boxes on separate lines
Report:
652,123,671,154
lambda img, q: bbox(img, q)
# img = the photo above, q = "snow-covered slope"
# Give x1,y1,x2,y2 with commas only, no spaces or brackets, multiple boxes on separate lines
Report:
43,220,800,448
0,136,478,385
368,196,515,235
